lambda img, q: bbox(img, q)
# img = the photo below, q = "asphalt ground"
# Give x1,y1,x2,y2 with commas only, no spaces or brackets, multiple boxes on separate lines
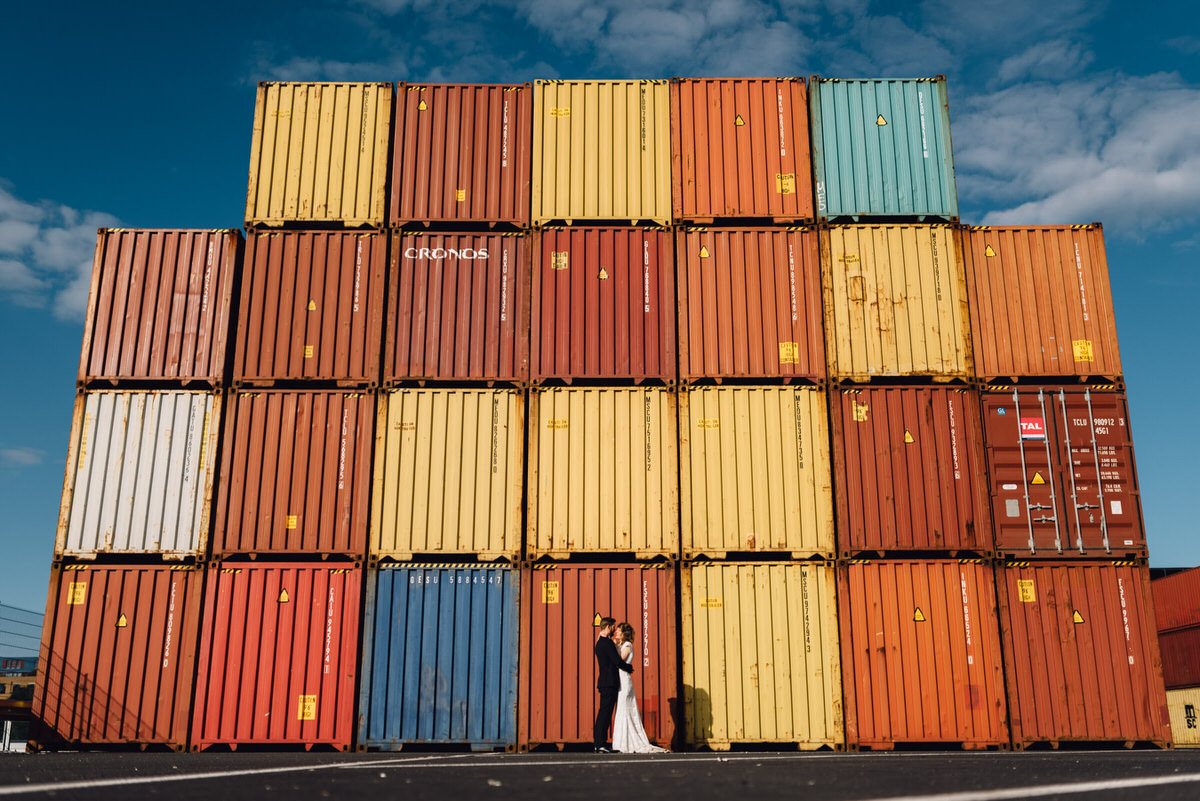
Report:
2,749,1200,801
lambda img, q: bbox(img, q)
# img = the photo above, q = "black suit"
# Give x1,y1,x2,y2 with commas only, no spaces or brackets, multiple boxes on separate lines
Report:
594,634,633,748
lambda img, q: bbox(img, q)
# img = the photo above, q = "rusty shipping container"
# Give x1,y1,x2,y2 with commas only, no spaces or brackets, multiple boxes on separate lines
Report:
671,78,813,223
681,562,843,750
79,229,241,388
679,387,833,559
392,83,532,227
839,560,1008,749
982,387,1145,557
677,227,824,383
213,390,374,558
234,231,385,386
1166,688,1200,746
245,82,391,228
996,562,1171,747
962,225,1121,383
1158,627,1200,689
519,564,677,750
528,387,678,559
192,564,362,750
532,228,675,384
387,232,529,385
830,387,991,555
34,564,202,749
1152,566,1200,633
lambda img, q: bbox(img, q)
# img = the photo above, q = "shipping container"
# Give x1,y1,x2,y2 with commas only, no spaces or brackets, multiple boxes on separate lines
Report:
671,78,813,223
78,229,241,388
532,80,672,226
1154,567,1200,633
213,390,374,558
839,560,1008,749
677,227,824,383
1166,688,1200,747
679,387,833,559
371,389,523,562
518,564,677,750
681,562,842,749
962,225,1121,383
822,224,972,382
359,564,519,750
56,391,220,560
33,565,201,749
830,386,991,554
245,82,391,228
1158,627,1200,689
810,77,957,221
982,387,1145,557
531,228,675,384
234,231,385,386
192,564,361,750
387,232,528,385
527,388,678,559
996,562,1171,747
392,83,532,227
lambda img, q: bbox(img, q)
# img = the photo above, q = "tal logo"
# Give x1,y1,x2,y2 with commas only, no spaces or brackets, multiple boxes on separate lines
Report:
1019,417,1046,441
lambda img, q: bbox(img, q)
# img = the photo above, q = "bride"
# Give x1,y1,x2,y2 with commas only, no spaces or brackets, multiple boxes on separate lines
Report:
611,622,667,753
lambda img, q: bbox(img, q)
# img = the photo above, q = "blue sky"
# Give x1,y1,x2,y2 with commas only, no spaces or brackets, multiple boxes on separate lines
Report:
1,0,1198,633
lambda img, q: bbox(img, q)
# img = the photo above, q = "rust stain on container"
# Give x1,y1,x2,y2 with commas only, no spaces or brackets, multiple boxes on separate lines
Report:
1153,566,1200,633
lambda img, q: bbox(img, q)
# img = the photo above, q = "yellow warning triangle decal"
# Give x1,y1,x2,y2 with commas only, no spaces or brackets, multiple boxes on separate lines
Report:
699,246,710,258
417,99,427,111
876,114,887,126
734,114,745,126
598,268,609,280
913,608,926,622
278,589,290,603
984,245,997,258
903,430,915,443
593,613,602,626
1031,472,1046,485
307,300,316,311
116,613,128,628
1073,610,1085,624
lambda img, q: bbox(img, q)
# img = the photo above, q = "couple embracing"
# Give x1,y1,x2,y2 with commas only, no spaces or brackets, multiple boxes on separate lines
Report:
593,617,667,754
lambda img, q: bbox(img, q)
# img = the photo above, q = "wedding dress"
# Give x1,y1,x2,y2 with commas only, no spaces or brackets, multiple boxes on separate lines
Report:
611,642,667,753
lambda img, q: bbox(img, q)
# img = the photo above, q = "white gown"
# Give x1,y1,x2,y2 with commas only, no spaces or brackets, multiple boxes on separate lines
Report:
611,641,667,753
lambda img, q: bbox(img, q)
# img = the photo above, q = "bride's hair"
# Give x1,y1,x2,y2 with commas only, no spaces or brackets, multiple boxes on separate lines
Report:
618,622,634,644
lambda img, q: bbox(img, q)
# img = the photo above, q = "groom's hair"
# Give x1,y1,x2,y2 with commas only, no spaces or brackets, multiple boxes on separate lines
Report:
599,616,616,628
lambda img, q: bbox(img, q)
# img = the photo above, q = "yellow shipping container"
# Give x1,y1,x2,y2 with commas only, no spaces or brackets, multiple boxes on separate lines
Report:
246,82,392,228
371,389,523,561
532,80,672,227
682,562,843,750
528,387,678,559
822,224,972,381
1167,687,1200,747
679,387,833,559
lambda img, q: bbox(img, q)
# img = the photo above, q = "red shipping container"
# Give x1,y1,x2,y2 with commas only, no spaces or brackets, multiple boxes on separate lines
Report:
982,387,1145,558
386,232,529,385
234,232,385,386
996,562,1171,747
839,560,1008,749
213,390,375,558
677,227,823,382
1159,627,1200,689
830,387,991,554
1152,567,1200,633
519,564,678,750
531,228,675,384
79,229,241,387
192,564,361,750
392,83,532,227
33,565,201,749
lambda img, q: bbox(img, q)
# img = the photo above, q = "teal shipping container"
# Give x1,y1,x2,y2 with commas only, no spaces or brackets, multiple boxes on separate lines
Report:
358,564,519,751
810,77,958,221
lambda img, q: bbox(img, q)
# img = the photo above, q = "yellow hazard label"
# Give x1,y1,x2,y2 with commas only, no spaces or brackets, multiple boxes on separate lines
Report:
1072,339,1094,362
1031,472,1046,486
298,695,317,720
593,613,602,626
699,246,710,259
547,419,568,430
913,608,926,622
455,189,466,202
67,582,87,605
417,99,427,111
116,613,128,628
984,245,997,258
541,581,559,604
778,341,800,365
551,252,568,270
278,589,290,603
903,430,915,443
286,515,297,530
697,418,719,429
734,114,745,126
598,268,609,280
701,597,723,609
303,345,314,359
876,114,887,126
551,107,570,117
1017,579,1036,603
307,300,316,311
1073,610,1085,624
838,254,859,264
776,173,796,195
852,401,869,422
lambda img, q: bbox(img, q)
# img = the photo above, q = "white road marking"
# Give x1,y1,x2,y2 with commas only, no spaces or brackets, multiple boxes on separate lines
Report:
850,772,1200,801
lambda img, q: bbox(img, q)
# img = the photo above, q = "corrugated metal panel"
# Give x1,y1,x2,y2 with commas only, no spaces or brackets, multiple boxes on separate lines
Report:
386,232,529,385
1158,627,1200,689
532,80,672,226
192,564,361,750
830,387,991,554
681,562,842,749
532,228,675,383
996,562,1171,747
810,77,958,220
371,389,523,562
359,565,519,749
78,229,241,388
822,224,972,381
392,83,532,226
56,391,219,559
982,388,1145,557
245,82,391,228
1153,567,1200,633
33,565,201,748
234,232,385,385
962,225,1121,382
518,564,677,749
840,560,1008,748
679,387,833,559
213,390,374,558
671,78,813,223
527,388,678,559
677,227,824,382
1166,688,1200,746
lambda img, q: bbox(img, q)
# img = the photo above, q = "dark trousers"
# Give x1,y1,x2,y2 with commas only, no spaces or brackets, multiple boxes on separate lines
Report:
594,687,618,748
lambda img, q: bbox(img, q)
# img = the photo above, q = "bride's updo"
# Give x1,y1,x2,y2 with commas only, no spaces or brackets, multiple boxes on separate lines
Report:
618,622,634,644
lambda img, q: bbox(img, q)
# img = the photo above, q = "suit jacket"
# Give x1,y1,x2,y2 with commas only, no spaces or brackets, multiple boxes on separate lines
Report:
595,635,633,690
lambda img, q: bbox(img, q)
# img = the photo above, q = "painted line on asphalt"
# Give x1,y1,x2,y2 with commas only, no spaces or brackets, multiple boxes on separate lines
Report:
851,771,1200,801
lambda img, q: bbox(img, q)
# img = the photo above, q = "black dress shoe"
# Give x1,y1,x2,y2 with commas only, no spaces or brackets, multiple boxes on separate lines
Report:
594,746,613,753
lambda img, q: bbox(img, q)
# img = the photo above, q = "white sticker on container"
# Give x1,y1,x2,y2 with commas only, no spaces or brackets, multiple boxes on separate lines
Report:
1002,483,1018,491
1111,500,1123,515
1124,540,1134,545
1006,499,1020,518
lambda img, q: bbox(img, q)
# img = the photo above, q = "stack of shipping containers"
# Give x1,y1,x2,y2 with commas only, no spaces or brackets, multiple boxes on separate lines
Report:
1151,567,1200,745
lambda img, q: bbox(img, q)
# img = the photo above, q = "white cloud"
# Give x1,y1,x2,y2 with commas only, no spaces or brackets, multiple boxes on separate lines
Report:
0,447,45,467
994,38,1094,85
1165,36,1200,55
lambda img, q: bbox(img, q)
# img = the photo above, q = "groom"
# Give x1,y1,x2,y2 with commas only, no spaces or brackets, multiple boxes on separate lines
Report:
594,616,633,753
